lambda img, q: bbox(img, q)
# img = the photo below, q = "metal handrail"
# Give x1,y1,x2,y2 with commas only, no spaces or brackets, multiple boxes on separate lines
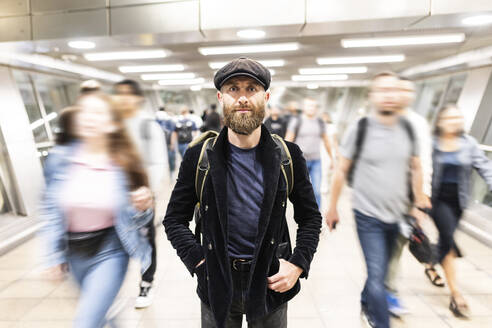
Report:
479,144,492,152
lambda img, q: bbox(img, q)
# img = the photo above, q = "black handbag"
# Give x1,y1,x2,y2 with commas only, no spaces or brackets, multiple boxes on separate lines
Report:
404,215,432,263
67,227,112,257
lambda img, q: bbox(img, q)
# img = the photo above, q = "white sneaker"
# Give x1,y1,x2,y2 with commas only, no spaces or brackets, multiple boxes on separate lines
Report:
134,281,153,309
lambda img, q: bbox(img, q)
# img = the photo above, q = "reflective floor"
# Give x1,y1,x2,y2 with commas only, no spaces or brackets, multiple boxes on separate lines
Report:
1,191,492,327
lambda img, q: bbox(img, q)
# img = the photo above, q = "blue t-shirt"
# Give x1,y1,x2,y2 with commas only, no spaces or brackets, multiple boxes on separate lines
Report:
226,143,264,259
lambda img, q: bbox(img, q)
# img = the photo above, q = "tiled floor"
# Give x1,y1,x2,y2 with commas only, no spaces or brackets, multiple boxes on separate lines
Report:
1,190,491,327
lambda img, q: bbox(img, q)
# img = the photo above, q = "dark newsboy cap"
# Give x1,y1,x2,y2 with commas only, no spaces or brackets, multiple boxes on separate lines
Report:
214,57,271,91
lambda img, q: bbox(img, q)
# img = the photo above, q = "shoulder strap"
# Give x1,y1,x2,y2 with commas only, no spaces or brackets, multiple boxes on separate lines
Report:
317,117,325,137
347,117,368,186
271,134,294,195
194,133,219,204
401,118,416,155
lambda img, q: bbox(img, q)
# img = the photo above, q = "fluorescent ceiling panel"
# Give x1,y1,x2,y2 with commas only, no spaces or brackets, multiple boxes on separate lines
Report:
291,74,348,81
341,34,465,48
119,64,184,73
84,50,168,61
317,55,405,65
209,59,285,69
199,43,299,56
158,78,205,86
141,73,196,81
299,66,367,74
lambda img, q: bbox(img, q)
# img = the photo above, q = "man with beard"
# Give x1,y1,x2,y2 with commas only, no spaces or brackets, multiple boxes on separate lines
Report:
325,72,425,328
164,57,322,328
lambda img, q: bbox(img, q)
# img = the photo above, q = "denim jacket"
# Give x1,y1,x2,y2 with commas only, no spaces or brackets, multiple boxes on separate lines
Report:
39,142,153,273
432,135,492,210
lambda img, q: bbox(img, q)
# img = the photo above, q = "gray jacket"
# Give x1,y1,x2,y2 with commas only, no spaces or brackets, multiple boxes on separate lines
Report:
432,135,492,209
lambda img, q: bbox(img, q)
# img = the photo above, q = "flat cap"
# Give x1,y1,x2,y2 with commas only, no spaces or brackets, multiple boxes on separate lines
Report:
214,57,271,91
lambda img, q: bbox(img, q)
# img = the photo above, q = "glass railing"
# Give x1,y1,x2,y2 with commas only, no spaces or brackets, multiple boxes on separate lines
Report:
470,145,492,208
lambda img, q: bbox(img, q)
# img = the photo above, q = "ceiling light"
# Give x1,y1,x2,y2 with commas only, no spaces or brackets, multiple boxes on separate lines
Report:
68,41,96,49
237,29,266,39
463,15,492,26
341,33,465,48
317,55,405,65
190,85,202,91
141,73,196,81
291,74,348,81
299,66,367,75
84,50,168,61
209,59,285,69
307,84,319,90
199,43,299,56
119,64,185,73
158,78,205,86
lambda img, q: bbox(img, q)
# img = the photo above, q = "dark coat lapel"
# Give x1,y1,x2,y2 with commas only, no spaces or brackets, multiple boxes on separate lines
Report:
253,125,281,253
207,127,230,242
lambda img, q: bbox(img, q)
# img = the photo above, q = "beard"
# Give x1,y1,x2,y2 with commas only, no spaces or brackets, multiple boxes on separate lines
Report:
223,104,265,135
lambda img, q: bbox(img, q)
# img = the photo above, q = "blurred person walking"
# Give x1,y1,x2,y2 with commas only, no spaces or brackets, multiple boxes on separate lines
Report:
202,104,222,133
264,106,287,138
426,104,492,318
173,106,199,158
113,79,167,308
164,58,321,328
384,77,435,317
320,112,338,212
39,94,153,328
157,107,178,176
285,98,334,208
325,72,425,328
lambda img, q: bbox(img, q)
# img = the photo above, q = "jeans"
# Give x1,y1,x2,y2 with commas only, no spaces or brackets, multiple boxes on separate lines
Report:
68,228,129,328
168,146,176,173
355,210,399,328
141,218,157,283
201,270,288,328
178,143,189,159
306,159,322,208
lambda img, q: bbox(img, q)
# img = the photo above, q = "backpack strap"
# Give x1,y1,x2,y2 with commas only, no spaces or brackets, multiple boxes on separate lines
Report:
401,118,416,155
194,133,218,204
317,117,325,137
347,117,368,186
271,134,294,195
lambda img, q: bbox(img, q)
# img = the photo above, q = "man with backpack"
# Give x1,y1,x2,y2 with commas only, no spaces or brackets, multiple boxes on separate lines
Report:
113,79,168,309
163,57,322,328
285,98,334,208
173,106,198,158
325,72,425,328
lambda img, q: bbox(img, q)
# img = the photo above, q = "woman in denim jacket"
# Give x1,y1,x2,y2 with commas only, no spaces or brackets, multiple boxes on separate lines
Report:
39,93,153,328
429,104,492,318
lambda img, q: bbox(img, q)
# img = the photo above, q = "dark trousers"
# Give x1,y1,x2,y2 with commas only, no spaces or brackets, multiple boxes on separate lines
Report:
141,217,157,283
431,183,463,264
355,210,399,328
201,270,287,328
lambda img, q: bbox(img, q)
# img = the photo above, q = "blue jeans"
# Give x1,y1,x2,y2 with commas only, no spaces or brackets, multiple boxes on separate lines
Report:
168,146,176,173
355,210,398,328
178,143,189,159
306,159,322,208
68,229,129,328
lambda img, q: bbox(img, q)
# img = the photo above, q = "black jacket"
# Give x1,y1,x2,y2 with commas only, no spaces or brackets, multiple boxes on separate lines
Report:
163,125,321,327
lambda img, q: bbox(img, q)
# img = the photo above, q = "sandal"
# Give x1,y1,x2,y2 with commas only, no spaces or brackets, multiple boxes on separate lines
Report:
424,268,445,287
450,295,470,318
